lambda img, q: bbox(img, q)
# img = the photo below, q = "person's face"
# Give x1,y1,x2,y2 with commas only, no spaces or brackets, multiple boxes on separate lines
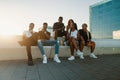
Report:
29,23,34,30
70,23,74,29
82,25,87,31
69,20,73,25
43,24,48,30
58,18,63,23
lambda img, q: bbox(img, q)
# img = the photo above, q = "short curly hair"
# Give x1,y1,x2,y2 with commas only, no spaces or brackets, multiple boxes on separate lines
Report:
82,23,87,27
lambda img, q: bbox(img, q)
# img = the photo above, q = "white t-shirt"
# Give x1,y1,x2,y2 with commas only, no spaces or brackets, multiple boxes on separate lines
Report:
23,30,35,38
70,30,78,39
68,28,71,33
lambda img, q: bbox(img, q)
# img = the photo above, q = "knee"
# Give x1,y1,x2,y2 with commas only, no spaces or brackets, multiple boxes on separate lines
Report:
81,41,85,46
69,42,72,45
55,40,59,45
69,37,73,40
38,41,42,45
91,41,95,47
69,42,73,46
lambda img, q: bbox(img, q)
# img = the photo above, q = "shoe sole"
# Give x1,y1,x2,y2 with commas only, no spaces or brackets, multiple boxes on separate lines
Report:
53,59,61,63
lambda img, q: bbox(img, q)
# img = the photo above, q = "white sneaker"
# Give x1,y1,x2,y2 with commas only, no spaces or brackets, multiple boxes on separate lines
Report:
76,50,84,59
43,55,47,64
54,54,61,63
76,50,83,56
79,53,84,59
68,56,75,61
89,53,98,59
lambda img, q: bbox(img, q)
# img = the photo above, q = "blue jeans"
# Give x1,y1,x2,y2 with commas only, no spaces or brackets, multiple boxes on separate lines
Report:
38,40,59,55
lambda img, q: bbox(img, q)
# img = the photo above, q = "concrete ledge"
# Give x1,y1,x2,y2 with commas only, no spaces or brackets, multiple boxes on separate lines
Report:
0,36,120,61
0,46,120,61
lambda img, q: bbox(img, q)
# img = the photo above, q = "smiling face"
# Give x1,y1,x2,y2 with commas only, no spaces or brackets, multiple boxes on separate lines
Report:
82,23,87,31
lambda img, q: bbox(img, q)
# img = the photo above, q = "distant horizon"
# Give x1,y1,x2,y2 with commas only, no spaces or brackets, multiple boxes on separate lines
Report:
0,0,104,36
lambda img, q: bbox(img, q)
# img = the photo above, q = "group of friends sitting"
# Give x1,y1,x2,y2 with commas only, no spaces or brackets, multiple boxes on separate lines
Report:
19,16,98,66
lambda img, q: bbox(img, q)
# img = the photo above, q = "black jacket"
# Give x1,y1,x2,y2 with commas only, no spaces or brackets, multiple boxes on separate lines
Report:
78,29,91,42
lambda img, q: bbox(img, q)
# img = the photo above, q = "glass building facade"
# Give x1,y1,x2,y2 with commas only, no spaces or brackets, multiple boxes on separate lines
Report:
90,0,120,39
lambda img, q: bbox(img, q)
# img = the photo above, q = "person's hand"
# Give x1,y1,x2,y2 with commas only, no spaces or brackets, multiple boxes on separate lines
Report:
42,29,45,32
81,40,85,45
87,41,91,46
42,29,47,34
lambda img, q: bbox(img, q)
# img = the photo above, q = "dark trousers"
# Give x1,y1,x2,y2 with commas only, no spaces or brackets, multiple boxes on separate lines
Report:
19,32,38,62
26,46,32,61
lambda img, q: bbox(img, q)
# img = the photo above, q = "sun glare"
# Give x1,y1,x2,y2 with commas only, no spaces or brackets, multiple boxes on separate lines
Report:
0,27,20,36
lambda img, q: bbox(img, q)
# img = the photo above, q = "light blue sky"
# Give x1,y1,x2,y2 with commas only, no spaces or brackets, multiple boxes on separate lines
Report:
0,0,103,35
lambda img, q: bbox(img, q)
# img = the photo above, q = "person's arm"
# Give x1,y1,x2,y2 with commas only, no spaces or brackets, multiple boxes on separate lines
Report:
77,31,85,46
66,26,69,39
77,31,84,41
53,23,56,32
62,24,65,31
54,27,64,31
38,30,50,40
57,26,64,31
66,25,69,32
89,32,92,41
53,23,60,31
66,31,70,40
53,23,65,31
44,31,50,40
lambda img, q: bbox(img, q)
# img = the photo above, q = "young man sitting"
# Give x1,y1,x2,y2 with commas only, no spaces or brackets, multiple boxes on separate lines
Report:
18,23,38,66
37,23,61,64
78,23,98,59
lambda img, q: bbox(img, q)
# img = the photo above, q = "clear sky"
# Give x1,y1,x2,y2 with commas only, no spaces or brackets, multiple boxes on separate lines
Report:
0,0,103,35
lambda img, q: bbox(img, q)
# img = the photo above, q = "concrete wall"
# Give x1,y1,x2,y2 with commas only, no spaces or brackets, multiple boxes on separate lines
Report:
0,36,120,61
